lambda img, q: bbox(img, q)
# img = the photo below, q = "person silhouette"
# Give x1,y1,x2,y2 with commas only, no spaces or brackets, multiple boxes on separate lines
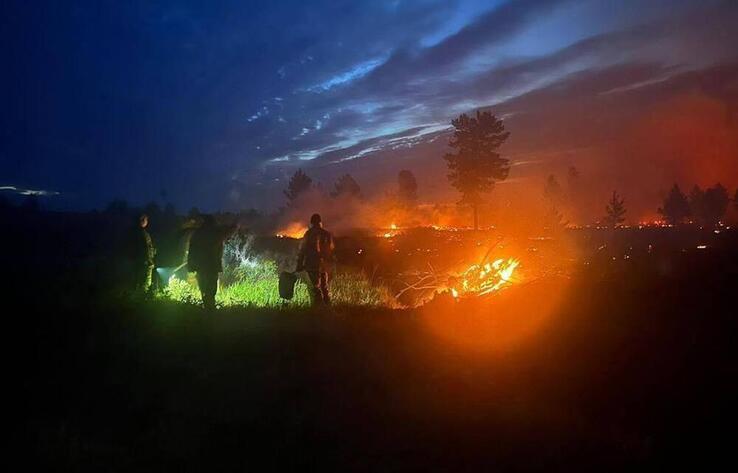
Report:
187,214,235,310
130,213,155,296
296,213,335,305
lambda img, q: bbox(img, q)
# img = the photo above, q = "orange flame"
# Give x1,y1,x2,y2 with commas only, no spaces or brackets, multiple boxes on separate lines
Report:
276,222,308,239
450,258,519,298
380,223,400,238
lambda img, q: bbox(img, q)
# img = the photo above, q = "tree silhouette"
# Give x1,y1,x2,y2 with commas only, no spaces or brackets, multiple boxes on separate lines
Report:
603,191,626,228
284,169,313,206
658,184,690,225
397,170,418,205
144,201,162,219
688,185,706,225
105,199,129,216
164,203,176,217
331,174,361,198
543,203,568,234
702,183,729,226
543,174,563,203
444,110,510,230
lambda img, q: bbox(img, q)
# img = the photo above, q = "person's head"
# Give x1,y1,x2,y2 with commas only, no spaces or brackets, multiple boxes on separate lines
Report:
310,213,322,228
138,214,149,229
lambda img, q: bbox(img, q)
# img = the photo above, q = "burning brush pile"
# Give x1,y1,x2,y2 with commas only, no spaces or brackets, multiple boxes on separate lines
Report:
395,254,521,306
447,257,519,299
388,232,526,306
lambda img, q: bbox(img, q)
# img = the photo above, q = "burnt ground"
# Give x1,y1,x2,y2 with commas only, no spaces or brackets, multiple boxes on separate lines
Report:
8,211,738,471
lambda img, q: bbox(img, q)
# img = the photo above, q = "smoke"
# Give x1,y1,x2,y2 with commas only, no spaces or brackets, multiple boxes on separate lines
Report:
275,185,473,236
629,92,738,184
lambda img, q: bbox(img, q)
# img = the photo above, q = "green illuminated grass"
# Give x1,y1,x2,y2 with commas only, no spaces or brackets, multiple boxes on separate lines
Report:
160,259,395,308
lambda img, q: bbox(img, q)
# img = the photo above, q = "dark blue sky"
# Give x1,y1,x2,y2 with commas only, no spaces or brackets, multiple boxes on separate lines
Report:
1,0,736,212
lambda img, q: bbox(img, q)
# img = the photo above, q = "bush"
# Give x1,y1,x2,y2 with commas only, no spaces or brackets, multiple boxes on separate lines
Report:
163,273,201,305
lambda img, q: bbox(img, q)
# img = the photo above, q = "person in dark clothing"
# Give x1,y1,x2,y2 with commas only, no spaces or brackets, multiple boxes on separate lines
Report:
296,213,335,305
187,214,235,310
130,213,156,295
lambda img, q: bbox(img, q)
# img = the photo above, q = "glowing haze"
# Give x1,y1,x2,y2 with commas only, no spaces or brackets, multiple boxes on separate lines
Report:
2,0,736,220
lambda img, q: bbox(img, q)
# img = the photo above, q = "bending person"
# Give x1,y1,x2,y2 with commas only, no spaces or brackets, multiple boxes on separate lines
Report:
187,215,235,310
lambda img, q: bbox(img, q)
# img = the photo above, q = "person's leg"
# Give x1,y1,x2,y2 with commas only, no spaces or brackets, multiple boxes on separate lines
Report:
319,272,330,305
197,272,218,310
134,263,153,296
144,264,154,295
196,272,206,307
307,271,322,305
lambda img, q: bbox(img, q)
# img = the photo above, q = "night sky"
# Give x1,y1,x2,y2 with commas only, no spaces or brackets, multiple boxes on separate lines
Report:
2,0,736,216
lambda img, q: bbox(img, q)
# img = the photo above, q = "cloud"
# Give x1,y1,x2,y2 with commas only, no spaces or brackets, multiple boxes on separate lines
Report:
250,0,738,177
354,0,572,94
307,57,387,92
0,185,60,197
5,0,738,212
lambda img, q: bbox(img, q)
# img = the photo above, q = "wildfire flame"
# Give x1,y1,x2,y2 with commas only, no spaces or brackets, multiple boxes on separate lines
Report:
381,223,400,238
276,222,308,239
449,258,519,299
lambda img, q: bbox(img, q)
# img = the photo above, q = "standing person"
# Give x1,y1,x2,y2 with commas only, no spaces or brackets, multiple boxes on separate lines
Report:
131,213,156,296
187,214,235,310
296,213,335,305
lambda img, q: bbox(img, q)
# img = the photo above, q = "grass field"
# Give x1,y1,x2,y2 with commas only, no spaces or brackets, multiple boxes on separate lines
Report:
18,244,737,471
160,258,397,309
9,214,737,470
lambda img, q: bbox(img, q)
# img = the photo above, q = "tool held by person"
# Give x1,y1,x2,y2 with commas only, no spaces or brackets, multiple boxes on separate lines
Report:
278,270,298,300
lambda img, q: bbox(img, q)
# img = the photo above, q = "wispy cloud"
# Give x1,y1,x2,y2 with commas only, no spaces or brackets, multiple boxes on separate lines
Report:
0,185,60,196
307,56,387,92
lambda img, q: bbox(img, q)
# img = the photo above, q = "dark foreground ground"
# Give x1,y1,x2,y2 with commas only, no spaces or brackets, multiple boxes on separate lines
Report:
13,243,737,472
5,209,736,471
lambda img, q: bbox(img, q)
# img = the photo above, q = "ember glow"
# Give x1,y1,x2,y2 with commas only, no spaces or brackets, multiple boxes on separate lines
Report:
449,258,520,299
